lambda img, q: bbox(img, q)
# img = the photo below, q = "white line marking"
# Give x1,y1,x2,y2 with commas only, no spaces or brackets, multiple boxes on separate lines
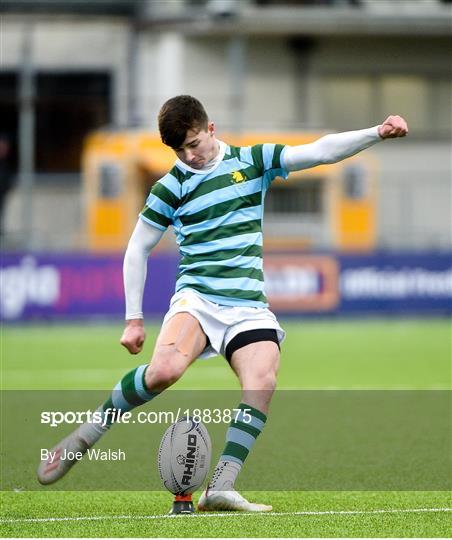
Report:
1,507,450,524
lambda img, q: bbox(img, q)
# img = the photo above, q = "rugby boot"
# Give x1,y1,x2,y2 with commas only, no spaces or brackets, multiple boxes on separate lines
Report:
198,488,272,512
37,428,90,485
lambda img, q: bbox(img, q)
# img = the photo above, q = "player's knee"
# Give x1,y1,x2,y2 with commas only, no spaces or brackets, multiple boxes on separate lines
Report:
242,372,277,415
242,370,277,394
253,358,279,392
145,363,181,391
144,349,185,391
258,372,277,393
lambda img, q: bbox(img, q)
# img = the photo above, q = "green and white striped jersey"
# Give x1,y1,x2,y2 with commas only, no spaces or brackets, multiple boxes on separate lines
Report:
140,141,288,307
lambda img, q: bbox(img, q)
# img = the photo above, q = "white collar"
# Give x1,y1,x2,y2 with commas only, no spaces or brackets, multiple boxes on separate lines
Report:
175,140,227,174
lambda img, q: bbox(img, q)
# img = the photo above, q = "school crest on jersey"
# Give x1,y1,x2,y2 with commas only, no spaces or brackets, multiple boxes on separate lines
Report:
231,171,245,184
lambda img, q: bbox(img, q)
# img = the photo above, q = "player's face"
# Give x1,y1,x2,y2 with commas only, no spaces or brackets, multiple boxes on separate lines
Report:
174,122,218,169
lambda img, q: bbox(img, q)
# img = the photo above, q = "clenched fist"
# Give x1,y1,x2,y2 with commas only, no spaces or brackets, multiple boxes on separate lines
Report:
120,319,146,354
378,115,409,139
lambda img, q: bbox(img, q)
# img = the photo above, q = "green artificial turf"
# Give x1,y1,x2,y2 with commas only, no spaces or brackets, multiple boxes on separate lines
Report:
1,319,450,537
2,320,450,390
1,491,450,537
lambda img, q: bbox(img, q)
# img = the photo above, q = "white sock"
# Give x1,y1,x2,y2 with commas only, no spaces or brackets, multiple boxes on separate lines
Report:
208,460,242,491
77,407,110,446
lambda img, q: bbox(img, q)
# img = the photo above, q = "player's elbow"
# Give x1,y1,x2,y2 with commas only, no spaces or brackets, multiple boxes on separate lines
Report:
125,237,152,262
316,141,340,164
315,135,343,164
321,153,340,165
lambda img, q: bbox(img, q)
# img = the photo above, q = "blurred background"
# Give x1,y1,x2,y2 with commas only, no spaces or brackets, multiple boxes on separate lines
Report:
1,0,451,321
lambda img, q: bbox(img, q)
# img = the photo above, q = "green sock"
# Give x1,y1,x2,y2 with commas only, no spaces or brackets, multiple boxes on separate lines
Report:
209,403,267,490
78,364,158,445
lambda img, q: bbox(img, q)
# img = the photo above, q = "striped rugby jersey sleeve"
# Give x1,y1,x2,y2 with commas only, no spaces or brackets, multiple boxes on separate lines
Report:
250,143,289,191
140,168,182,230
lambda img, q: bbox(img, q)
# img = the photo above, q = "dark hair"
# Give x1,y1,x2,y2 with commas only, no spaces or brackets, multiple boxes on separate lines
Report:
158,95,208,149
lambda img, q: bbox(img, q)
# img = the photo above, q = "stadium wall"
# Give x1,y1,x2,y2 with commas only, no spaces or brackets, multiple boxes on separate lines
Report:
2,16,451,252
1,251,450,322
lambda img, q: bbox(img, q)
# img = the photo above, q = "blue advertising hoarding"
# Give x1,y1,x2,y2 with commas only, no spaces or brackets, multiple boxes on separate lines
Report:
1,251,450,321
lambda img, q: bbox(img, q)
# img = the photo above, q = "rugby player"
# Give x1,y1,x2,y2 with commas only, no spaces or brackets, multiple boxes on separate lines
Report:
38,95,408,512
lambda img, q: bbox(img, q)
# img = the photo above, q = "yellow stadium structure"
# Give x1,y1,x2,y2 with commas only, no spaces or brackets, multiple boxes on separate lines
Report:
82,130,377,252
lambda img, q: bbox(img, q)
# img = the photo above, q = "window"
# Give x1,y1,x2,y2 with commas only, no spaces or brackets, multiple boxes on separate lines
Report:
430,78,452,135
99,163,124,198
321,76,374,129
0,73,18,174
0,71,111,177
319,73,451,137
343,163,367,200
36,73,111,173
380,76,428,133
265,180,323,214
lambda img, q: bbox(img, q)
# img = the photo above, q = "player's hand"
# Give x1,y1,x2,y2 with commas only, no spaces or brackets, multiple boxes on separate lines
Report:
378,115,409,139
120,319,146,354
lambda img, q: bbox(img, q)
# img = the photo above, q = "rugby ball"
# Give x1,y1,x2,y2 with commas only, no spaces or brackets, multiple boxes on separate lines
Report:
157,417,211,495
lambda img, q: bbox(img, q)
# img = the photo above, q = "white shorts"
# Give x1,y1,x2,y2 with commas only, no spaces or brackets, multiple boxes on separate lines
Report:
162,289,285,360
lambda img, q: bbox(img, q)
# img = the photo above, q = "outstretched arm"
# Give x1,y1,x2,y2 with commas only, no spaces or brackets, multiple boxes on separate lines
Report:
283,115,408,172
120,219,164,354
